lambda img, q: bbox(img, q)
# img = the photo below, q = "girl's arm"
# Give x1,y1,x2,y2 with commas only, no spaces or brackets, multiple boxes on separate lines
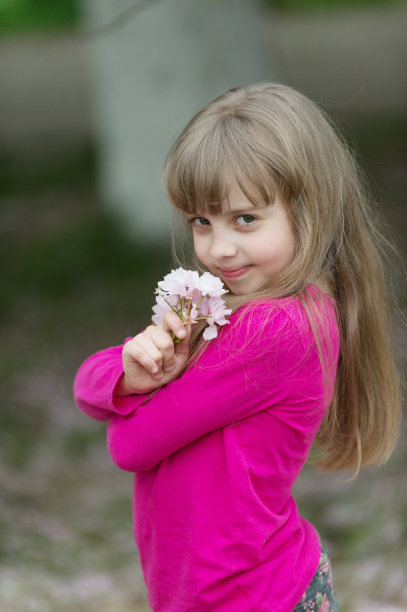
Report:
116,311,191,396
73,342,142,422
106,306,309,472
74,312,191,420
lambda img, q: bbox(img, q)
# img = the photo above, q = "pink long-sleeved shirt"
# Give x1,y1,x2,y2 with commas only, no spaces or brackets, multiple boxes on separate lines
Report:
74,287,339,612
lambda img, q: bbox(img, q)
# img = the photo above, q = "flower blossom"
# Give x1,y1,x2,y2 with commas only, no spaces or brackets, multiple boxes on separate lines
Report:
152,267,232,341
196,272,228,298
157,268,200,297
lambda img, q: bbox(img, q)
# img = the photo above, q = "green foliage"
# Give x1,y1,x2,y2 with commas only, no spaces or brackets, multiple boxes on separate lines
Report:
0,0,79,32
0,146,171,319
0,145,94,197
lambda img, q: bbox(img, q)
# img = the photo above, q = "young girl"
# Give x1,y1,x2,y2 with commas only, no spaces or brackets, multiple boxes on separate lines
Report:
73,83,401,611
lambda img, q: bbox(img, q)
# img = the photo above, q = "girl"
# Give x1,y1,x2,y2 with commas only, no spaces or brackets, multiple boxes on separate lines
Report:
73,83,401,611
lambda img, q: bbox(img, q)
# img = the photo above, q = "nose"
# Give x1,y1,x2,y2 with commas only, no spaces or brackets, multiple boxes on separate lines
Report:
209,228,238,260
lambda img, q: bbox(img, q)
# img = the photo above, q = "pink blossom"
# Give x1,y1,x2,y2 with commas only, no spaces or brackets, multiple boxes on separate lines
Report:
152,294,179,325
206,296,232,326
152,268,231,340
196,271,228,297
202,325,217,340
157,268,200,297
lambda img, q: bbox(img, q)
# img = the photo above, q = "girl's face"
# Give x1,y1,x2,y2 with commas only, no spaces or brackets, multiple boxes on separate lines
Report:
188,182,296,295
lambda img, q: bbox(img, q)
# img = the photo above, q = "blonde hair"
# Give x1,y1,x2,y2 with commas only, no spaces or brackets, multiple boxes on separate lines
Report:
163,82,402,476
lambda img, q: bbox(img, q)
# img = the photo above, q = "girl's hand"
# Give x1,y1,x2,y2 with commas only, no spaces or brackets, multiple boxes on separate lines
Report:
115,311,191,396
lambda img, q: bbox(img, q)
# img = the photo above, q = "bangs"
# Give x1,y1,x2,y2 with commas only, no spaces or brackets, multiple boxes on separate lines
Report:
164,118,279,216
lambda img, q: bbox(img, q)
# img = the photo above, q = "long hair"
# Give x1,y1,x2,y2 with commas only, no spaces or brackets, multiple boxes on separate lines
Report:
163,82,401,476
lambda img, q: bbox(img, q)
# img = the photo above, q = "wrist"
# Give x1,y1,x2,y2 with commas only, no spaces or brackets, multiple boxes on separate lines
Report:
114,373,160,396
114,373,136,397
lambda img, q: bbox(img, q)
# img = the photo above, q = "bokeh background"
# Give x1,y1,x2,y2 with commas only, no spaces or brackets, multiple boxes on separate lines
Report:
0,1,406,610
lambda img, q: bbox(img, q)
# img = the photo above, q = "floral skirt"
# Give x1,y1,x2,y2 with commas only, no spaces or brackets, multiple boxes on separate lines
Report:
292,548,338,611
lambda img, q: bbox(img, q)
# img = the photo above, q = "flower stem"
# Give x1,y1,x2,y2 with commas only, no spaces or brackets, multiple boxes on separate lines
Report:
163,298,181,317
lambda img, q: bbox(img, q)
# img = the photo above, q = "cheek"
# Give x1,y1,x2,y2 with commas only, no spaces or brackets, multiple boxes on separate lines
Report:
276,229,296,267
269,216,296,261
193,235,208,264
252,228,295,267
282,211,297,259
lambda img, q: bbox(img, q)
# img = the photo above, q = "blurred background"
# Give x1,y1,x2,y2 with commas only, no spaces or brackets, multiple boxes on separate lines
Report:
0,0,406,610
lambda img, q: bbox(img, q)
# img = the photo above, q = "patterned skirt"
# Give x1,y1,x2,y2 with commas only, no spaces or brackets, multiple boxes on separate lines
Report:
292,547,339,611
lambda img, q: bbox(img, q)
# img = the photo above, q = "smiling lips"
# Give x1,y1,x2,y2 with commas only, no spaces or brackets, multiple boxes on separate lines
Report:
219,266,251,279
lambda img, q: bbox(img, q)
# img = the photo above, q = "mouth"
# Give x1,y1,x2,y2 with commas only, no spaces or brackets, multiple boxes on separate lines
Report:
219,265,251,279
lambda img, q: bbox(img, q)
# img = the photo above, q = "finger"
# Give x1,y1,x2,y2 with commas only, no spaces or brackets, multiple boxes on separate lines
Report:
161,311,186,341
174,323,192,358
129,335,165,367
123,338,164,377
148,327,178,373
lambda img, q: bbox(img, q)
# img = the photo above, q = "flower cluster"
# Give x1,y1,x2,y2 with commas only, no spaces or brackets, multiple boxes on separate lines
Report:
152,268,232,340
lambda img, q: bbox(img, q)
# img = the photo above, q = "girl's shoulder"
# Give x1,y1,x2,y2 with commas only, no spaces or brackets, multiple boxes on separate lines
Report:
223,284,338,354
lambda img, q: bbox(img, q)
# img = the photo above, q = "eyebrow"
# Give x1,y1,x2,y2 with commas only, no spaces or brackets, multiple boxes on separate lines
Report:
226,207,258,216
188,206,263,218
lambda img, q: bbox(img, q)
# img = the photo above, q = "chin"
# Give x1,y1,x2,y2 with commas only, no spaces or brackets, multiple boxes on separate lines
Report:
226,282,255,296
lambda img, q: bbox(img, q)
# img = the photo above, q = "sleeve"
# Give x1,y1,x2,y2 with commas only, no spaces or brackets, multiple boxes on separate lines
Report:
73,338,150,421
104,305,307,472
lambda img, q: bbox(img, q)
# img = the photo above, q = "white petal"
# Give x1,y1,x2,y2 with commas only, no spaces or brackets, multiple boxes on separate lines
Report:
203,325,218,340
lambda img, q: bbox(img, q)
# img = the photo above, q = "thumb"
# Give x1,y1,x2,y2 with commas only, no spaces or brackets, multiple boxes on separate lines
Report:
174,323,191,358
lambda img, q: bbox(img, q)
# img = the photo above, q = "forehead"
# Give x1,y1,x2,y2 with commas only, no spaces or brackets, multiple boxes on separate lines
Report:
167,132,279,216
227,182,255,205
191,181,262,217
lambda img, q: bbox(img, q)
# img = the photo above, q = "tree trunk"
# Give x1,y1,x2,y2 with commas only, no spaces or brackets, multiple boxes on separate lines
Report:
83,0,275,239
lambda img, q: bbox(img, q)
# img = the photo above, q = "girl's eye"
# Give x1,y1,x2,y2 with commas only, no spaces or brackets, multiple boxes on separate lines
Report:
189,217,210,227
235,215,256,226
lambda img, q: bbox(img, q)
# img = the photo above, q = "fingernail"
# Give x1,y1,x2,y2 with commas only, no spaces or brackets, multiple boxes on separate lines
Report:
177,328,186,337
164,363,174,372
153,371,163,379
151,366,158,373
